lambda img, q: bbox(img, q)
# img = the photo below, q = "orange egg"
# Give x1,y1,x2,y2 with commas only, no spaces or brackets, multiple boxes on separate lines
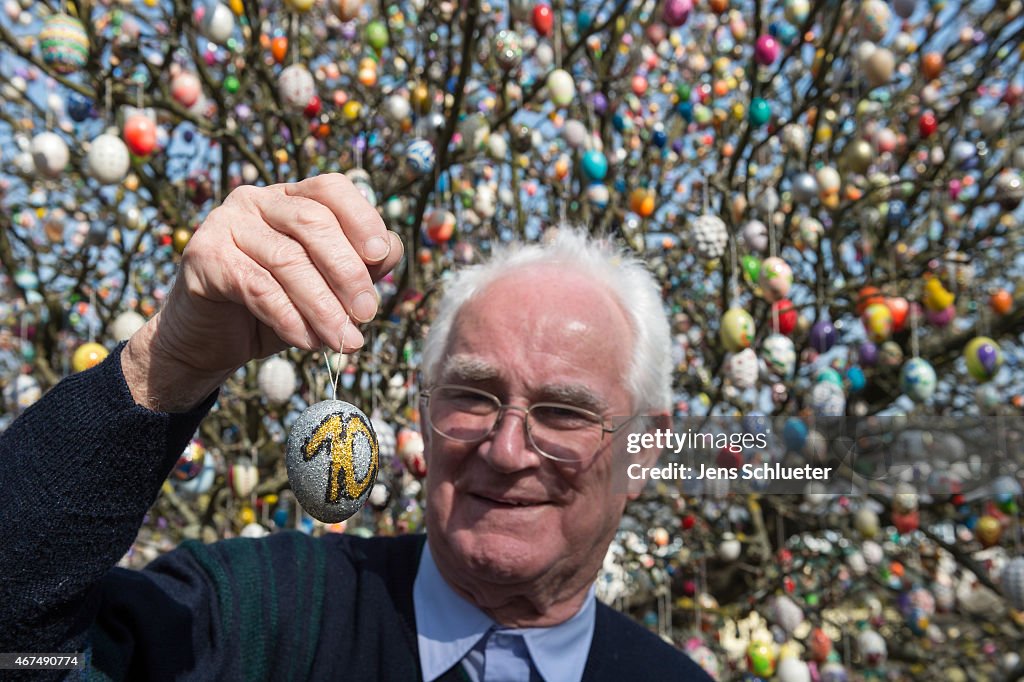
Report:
856,286,885,316
991,289,1013,315
629,188,656,217
271,36,288,64
921,52,943,80
708,0,728,14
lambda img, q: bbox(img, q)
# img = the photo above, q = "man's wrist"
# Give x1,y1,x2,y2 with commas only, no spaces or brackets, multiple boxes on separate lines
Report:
122,314,229,413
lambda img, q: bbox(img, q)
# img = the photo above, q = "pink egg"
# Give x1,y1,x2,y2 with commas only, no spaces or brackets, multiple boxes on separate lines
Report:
754,35,780,65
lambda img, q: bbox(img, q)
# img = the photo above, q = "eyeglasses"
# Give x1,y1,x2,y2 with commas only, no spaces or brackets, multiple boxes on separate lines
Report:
420,384,635,463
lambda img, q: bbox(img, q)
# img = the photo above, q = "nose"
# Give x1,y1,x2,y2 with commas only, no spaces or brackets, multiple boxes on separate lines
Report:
478,406,543,473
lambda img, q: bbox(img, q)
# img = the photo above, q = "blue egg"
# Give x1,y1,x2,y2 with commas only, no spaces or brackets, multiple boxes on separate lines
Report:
846,366,866,393
651,128,668,148
576,11,592,30
783,418,808,452
67,93,93,122
676,101,694,122
581,149,608,181
612,112,627,132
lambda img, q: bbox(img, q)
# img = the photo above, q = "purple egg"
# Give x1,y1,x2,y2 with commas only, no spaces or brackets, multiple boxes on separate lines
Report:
591,92,608,114
926,304,955,327
977,343,999,373
859,341,879,367
662,0,692,27
809,320,837,353
754,35,780,65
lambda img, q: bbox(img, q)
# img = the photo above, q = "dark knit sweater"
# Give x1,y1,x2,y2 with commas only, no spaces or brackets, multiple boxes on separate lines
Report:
0,347,712,681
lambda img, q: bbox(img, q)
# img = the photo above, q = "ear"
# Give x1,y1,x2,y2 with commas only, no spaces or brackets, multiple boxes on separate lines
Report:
625,413,671,500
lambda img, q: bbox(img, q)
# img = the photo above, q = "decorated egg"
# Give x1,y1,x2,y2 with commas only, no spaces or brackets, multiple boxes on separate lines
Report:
30,131,70,177
809,319,837,352
820,661,849,682
171,71,202,108
663,0,692,26
720,308,755,352
747,640,776,677
811,380,845,416
770,299,798,335
39,14,89,74
328,0,363,21
546,69,575,107
754,34,780,65
862,302,893,343
581,150,608,181
964,336,1002,382
398,427,426,477
1002,556,1024,611
741,220,768,252
406,139,436,175
857,630,887,667
776,658,811,682
493,29,523,70
758,257,792,302
201,3,234,43
123,112,157,157
257,356,296,404
110,310,146,341
795,215,823,250
229,455,259,497
725,348,758,389
424,209,456,243
762,334,796,378
770,595,804,634
278,64,316,110
682,639,719,678
174,439,207,481
857,0,891,42
900,357,936,402
287,400,379,522
879,340,904,368
87,133,131,185
72,342,109,372
692,214,728,259
3,374,41,415
784,0,810,24
371,416,397,463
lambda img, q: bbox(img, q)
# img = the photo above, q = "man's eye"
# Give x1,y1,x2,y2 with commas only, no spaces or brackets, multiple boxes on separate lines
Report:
535,406,597,429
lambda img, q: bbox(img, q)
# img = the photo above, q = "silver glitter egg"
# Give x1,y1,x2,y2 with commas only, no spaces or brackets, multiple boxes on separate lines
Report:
286,400,379,523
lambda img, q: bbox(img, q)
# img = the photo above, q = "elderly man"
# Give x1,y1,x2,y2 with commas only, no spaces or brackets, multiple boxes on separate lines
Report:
0,176,710,681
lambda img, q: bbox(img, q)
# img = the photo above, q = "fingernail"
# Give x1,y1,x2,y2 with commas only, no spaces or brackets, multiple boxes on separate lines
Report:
342,325,365,352
352,289,378,322
363,235,390,262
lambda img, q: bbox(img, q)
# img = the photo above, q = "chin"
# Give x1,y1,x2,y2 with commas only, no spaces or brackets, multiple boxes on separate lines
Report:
450,527,556,584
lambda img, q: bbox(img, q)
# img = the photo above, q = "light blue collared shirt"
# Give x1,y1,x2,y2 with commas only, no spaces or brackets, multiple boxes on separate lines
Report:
414,541,596,682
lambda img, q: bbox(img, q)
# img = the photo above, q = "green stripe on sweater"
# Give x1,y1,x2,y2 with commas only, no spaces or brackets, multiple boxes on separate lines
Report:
223,538,267,680
181,540,233,644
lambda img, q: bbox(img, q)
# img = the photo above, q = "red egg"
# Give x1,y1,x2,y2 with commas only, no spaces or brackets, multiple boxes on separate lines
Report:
531,4,553,36
770,299,798,335
918,111,938,138
886,296,910,332
123,113,157,156
304,94,322,118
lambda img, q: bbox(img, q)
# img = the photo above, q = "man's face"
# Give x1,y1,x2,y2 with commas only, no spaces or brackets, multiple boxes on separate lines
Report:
424,265,635,618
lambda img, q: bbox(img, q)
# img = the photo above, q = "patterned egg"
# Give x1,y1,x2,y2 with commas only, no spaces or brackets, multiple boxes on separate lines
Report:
862,302,892,343
747,640,776,677
371,416,397,463
201,3,235,43
493,29,523,70
725,348,759,389
720,308,755,352
39,14,89,74
682,640,719,678
770,595,804,634
406,138,436,174
758,257,793,302
424,208,456,243
879,340,904,368
257,356,297,404
229,455,259,497
762,334,796,378
546,69,576,107
174,439,207,481
3,374,41,415
820,661,849,682
741,220,768,252
278,64,316,110
87,133,130,184
287,400,379,522
964,336,1003,382
857,629,887,667
692,214,728,259
900,358,936,402
30,131,70,177
1001,556,1024,611
795,216,823,250
858,0,891,42
811,380,846,416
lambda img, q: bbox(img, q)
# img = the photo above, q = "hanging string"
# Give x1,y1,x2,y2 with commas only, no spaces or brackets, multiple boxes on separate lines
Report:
322,318,350,401
910,299,920,359
105,79,113,125
88,289,97,343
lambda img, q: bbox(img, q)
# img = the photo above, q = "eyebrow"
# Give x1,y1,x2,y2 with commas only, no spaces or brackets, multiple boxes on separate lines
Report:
540,384,608,413
440,356,501,383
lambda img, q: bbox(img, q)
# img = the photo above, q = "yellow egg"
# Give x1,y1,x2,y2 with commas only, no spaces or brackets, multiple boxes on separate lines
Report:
172,227,192,254
342,100,362,120
228,0,244,13
72,342,109,373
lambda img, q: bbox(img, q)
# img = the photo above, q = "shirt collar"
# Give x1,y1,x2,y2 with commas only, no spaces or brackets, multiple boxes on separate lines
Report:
414,540,596,682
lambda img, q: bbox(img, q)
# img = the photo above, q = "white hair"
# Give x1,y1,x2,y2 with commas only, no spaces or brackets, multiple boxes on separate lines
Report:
421,227,672,414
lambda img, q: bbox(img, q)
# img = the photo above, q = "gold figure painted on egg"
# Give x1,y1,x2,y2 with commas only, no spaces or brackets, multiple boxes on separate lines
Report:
303,412,379,504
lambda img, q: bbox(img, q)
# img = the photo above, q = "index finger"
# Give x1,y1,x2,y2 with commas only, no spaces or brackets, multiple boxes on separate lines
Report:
282,174,392,263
